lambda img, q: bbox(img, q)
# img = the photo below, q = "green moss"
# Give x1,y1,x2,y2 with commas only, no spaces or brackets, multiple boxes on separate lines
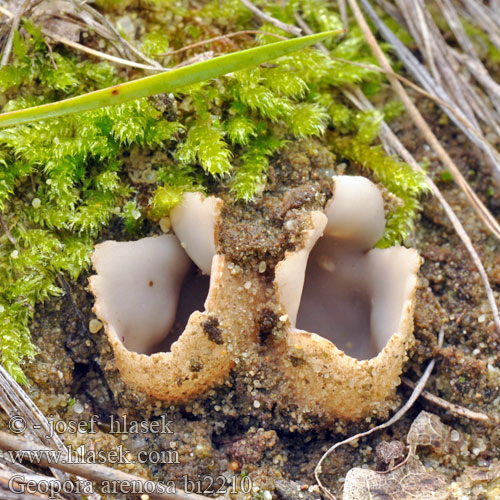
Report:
332,136,429,247
0,23,180,381
0,1,428,381
142,32,170,57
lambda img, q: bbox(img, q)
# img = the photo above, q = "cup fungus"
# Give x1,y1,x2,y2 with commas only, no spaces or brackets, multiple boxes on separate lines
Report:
274,176,421,420
90,193,238,401
90,177,420,420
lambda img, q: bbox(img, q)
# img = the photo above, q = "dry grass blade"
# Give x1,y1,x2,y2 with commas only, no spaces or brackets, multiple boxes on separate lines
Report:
368,0,500,183
0,365,100,500
0,3,158,70
0,431,217,500
437,0,500,116
48,31,162,71
69,0,162,69
394,0,500,136
0,0,31,67
314,327,445,500
239,0,302,36
458,0,500,52
158,30,286,56
402,378,490,422
0,464,66,498
351,0,500,243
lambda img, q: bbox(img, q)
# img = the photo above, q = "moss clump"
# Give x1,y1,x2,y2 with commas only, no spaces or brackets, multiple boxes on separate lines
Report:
0,23,180,382
0,0,427,381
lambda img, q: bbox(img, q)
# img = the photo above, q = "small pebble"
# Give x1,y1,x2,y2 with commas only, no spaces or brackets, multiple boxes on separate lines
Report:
263,491,272,500
244,281,252,289
253,400,261,409
316,254,335,272
159,217,171,233
32,198,41,209
258,261,267,273
450,430,460,442
142,169,157,183
89,319,103,334
73,402,84,414
141,495,150,500
229,460,240,472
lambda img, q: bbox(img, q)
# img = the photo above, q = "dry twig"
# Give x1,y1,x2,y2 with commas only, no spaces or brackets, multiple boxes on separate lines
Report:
239,0,302,36
402,377,490,422
0,0,31,67
0,3,162,71
348,0,500,243
366,0,500,183
0,365,98,500
159,30,286,56
70,0,163,69
0,431,214,500
314,327,445,500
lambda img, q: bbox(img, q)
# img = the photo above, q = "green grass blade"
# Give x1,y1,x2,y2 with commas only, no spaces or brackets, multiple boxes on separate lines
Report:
0,31,336,128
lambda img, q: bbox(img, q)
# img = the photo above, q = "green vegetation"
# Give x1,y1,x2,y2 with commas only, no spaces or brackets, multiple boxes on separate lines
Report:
0,0,428,382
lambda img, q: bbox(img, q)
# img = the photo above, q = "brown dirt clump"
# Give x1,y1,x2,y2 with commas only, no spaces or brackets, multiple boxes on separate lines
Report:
218,139,335,269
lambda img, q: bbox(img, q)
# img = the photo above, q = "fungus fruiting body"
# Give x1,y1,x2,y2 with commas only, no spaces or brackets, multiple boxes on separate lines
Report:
90,178,420,420
275,176,420,419
89,193,266,401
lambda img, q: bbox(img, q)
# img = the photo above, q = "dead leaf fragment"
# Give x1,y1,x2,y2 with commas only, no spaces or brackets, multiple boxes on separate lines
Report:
343,455,450,500
407,411,451,453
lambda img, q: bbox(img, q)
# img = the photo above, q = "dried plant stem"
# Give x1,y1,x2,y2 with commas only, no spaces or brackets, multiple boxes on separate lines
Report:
314,327,444,500
334,56,500,143
239,0,302,36
70,0,163,69
348,0,500,242
0,0,31,67
49,33,162,71
402,378,490,422
0,4,162,71
0,214,17,246
0,365,98,500
297,12,498,156
159,30,286,56
0,431,214,500
367,0,500,183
